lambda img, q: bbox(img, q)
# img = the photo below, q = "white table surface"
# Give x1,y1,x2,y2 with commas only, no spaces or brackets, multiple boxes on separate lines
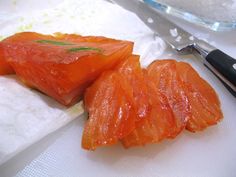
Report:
0,0,236,177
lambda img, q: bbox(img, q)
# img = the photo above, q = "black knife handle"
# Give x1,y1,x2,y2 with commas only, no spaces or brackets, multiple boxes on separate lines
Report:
206,49,236,94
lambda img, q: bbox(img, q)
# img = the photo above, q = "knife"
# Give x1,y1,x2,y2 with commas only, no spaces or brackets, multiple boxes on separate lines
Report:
111,0,236,97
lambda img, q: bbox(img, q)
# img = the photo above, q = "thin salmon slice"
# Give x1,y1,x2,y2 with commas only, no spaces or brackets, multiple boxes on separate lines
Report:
2,32,133,106
82,71,136,150
122,69,176,148
147,60,191,137
176,62,223,132
117,55,150,120
82,55,150,150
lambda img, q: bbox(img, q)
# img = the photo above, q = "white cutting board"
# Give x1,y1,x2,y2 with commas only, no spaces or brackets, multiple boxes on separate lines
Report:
0,0,236,177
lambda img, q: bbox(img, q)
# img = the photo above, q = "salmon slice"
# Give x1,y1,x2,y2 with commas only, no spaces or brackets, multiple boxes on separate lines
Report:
176,62,223,132
0,43,14,75
122,69,176,148
82,71,136,150
82,55,149,150
2,32,133,106
147,60,191,137
117,55,150,120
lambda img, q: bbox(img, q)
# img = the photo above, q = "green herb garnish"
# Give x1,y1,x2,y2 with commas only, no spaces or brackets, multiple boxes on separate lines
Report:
67,47,102,52
36,40,75,46
36,40,102,53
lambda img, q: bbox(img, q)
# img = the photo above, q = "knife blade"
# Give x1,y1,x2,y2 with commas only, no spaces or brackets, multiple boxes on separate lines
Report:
111,0,236,97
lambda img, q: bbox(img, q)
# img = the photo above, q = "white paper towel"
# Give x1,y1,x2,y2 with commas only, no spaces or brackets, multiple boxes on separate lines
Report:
0,76,84,165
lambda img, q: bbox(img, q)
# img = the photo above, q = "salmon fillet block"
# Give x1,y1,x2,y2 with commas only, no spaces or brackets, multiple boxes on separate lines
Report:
2,32,133,106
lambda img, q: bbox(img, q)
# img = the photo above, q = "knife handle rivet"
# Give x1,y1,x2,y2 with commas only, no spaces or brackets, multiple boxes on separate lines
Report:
147,17,154,24
233,63,236,70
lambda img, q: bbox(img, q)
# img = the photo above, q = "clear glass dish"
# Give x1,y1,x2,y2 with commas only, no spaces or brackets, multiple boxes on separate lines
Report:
144,0,236,31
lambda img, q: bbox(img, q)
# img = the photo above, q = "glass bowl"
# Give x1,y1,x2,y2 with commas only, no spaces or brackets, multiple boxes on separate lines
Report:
144,0,236,31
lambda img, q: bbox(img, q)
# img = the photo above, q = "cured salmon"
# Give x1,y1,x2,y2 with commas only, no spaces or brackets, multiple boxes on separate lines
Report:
122,60,189,148
83,58,223,150
147,60,191,137
82,71,136,150
176,62,223,132
117,55,150,120
1,32,223,150
82,55,148,150
0,44,14,75
122,70,176,148
2,32,133,106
